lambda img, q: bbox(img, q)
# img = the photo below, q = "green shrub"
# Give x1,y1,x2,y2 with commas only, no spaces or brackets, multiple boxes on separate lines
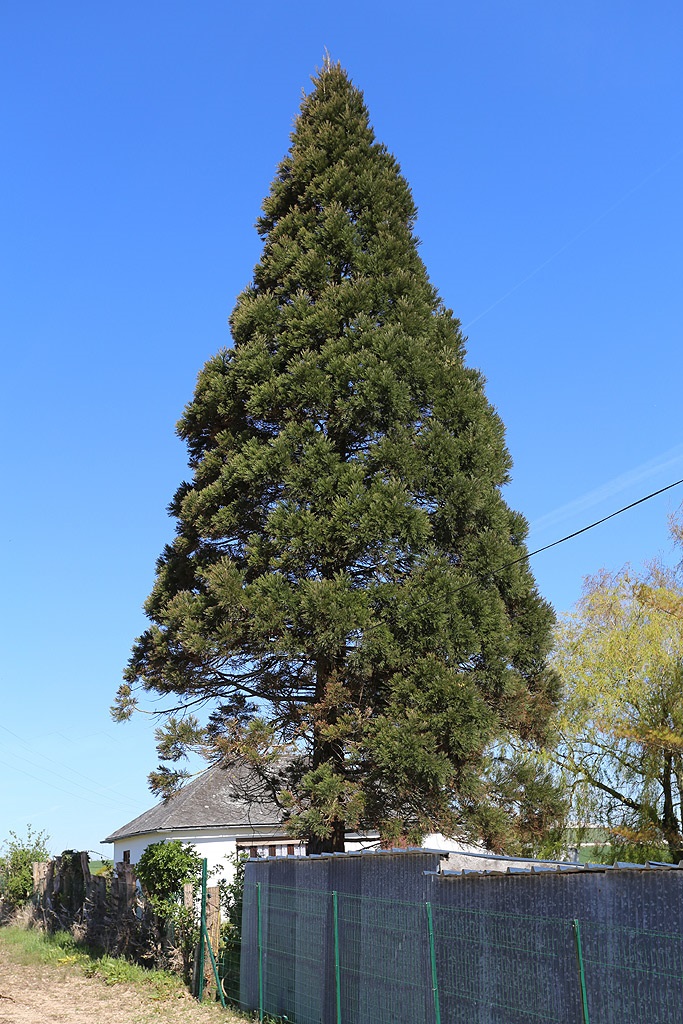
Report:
0,925,188,998
136,840,202,915
218,851,247,1005
89,859,113,878
135,840,202,981
0,826,50,908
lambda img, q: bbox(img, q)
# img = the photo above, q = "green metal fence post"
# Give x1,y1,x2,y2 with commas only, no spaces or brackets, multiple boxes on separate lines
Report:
333,891,342,1024
573,919,590,1024
257,881,264,1022
425,902,442,1024
197,857,207,1002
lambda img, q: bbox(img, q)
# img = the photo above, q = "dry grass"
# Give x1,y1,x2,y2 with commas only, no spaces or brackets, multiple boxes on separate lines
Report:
0,921,246,1024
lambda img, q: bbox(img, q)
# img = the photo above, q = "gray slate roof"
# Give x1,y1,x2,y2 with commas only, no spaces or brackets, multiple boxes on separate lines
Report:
102,763,283,844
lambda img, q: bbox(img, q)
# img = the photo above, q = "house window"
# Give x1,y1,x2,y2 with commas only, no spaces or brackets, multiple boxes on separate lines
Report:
122,850,131,864
237,839,306,858
276,843,305,857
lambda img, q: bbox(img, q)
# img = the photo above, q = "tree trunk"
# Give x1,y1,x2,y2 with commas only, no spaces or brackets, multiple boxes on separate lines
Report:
309,655,347,853
661,754,683,863
307,819,346,854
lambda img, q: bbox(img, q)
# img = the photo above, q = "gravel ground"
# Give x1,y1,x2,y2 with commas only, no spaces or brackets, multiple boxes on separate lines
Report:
0,937,243,1024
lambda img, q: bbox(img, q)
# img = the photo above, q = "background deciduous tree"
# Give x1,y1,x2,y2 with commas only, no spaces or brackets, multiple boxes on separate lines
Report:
117,60,561,853
552,512,683,862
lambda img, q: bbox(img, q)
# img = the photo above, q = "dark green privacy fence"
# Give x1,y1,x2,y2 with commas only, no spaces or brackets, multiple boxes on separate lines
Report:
220,880,683,1024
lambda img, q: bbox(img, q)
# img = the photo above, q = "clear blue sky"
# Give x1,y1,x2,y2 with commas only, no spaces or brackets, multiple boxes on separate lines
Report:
1,1,681,858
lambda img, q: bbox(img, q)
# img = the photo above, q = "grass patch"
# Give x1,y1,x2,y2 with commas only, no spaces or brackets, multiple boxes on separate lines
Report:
88,859,113,877
0,926,182,999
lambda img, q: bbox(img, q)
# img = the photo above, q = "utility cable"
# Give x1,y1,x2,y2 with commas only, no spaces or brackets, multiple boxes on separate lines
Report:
133,475,683,717
484,476,683,582
0,723,142,810
3,747,142,810
0,756,134,810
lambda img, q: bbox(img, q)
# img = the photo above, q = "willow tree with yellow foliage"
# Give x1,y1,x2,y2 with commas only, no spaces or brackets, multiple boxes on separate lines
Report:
552,513,683,862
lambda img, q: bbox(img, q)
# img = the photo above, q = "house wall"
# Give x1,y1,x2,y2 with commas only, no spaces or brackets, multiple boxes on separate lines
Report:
112,824,301,882
111,827,379,882
111,830,478,881
422,832,485,854
113,830,241,880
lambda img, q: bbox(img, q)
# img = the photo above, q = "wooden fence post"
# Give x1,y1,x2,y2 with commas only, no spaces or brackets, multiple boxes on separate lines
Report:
203,886,221,997
32,861,49,896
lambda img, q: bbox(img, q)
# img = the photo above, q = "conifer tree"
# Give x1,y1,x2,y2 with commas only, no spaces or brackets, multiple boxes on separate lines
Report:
117,61,562,853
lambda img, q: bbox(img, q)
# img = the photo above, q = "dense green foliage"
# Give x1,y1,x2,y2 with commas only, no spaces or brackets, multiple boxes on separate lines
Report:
217,851,247,999
135,840,202,979
553,514,683,862
118,61,561,852
135,840,201,915
0,825,49,908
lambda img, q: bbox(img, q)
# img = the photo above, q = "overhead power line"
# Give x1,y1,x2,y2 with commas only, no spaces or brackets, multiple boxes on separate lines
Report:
0,756,133,811
491,476,683,580
0,722,143,812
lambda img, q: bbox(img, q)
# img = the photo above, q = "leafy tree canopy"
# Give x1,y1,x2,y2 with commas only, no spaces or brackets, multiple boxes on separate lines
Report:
117,60,560,853
552,511,683,862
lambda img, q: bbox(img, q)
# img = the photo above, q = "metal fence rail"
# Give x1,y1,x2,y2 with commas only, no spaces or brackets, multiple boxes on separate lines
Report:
219,881,683,1024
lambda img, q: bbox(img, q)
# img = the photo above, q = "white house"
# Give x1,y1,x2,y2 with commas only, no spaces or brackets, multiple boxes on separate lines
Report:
102,762,494,883
102,762,376,880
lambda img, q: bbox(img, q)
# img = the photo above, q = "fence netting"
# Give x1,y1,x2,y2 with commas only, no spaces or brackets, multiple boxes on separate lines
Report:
218,881,683,1024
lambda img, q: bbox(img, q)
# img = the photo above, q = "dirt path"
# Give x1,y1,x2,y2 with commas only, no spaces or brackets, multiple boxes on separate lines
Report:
0,940,240,1024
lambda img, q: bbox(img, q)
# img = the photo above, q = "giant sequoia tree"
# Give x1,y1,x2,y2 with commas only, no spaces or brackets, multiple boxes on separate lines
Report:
117,62,561,853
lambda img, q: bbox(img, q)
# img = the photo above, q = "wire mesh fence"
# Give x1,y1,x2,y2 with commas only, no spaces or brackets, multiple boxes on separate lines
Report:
578,920,683,1024
218,881,683,1024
